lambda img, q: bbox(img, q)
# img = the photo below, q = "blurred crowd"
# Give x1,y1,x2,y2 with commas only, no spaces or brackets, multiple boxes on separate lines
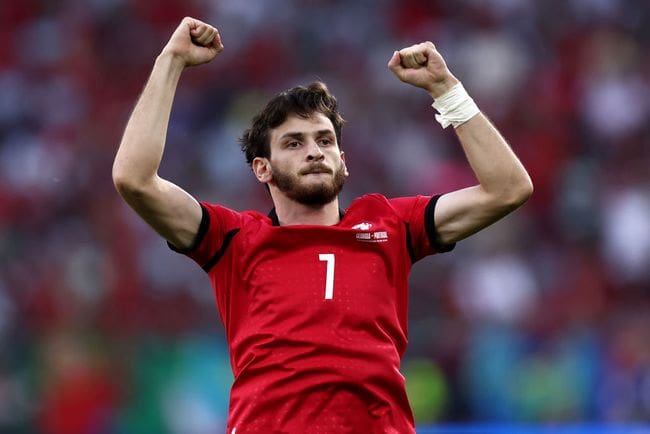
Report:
1,0,649,432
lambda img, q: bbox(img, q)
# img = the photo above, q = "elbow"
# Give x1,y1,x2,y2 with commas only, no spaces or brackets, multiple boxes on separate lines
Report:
112,163,151,199
112,164,132,196
113,176,137,198
485,175,533,213
520,174,534,202
504,175,534,209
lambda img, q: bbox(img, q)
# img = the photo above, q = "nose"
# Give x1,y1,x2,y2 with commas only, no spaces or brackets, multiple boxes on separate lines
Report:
306,140,324,161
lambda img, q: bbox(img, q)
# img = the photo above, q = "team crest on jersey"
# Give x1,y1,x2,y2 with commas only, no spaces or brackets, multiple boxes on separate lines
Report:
352,222,388,243
355,230,388,243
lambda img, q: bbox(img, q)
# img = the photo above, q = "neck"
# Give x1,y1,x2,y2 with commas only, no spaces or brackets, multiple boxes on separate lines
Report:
270,193,341,226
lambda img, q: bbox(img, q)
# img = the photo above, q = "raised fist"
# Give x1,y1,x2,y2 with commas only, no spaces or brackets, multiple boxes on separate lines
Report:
387,42,458,99
161,17,223,67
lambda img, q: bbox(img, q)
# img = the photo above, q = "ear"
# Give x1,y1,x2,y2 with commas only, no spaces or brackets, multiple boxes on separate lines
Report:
252,157,272,183
340,151,350,177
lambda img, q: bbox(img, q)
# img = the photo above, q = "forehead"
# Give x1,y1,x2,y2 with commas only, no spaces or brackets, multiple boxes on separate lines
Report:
270,112,335,144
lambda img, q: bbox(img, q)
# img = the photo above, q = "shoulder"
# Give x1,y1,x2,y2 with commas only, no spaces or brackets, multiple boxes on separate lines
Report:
347,194,433,219
347,193,391,209
200,202,273,228
344,194,412,228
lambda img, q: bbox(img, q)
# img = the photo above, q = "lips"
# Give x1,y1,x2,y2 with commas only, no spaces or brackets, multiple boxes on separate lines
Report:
300,165,332,175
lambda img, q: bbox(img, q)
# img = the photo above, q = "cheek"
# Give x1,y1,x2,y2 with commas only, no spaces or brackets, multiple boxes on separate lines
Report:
325,150,342,162
333,155,347,171
270,159,297,178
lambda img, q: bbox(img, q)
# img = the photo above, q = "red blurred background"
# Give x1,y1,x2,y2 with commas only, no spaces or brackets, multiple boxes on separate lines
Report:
0,0,648,432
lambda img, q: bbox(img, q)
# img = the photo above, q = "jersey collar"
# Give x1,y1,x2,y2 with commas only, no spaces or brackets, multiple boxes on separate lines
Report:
267,208,345,226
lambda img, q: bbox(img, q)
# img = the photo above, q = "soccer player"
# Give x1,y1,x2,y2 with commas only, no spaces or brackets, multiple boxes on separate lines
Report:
112,17,533,433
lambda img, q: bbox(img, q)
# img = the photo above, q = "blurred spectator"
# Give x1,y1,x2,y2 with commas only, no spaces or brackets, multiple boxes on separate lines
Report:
0,0,649,431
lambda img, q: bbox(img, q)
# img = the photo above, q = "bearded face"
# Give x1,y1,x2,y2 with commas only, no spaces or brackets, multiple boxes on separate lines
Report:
254,112,349,207
270,160,347,206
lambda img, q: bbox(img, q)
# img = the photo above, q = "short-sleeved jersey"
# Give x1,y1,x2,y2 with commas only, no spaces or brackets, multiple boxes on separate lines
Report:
170,193,454,433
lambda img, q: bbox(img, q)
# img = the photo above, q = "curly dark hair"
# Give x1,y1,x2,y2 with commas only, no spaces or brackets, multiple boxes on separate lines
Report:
239,82,345,166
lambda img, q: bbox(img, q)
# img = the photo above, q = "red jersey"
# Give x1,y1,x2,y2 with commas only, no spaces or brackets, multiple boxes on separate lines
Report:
171,193,454,433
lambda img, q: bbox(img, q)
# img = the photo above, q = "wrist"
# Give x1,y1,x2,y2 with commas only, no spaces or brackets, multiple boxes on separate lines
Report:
426,75,460,99
156,50,187,73
431,82,480,129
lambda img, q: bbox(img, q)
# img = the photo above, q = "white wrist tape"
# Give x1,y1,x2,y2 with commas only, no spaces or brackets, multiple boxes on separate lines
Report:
431,82,480,129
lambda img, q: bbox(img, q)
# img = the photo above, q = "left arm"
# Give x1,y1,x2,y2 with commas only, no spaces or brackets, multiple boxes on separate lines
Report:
388,42,533,245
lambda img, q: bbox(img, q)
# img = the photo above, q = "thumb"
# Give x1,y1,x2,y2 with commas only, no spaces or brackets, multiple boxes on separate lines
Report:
190,24,202,35
387,51,402,72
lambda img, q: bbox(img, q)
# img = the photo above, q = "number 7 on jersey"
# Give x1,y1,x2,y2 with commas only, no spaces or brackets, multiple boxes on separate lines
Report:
318,253,335,300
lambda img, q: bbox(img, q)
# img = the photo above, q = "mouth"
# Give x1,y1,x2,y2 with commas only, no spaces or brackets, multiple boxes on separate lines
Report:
300,165,332,176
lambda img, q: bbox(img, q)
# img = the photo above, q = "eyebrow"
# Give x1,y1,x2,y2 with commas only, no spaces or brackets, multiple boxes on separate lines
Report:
279,129,335,141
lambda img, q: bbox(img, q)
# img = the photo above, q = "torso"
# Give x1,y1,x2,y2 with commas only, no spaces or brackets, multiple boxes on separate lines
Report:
212,195,417,433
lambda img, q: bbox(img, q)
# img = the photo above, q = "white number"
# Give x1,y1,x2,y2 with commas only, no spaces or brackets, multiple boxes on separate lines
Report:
318,253,335,300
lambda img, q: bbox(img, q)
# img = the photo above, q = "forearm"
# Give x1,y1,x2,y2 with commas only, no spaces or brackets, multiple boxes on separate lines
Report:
453,112,532,204
389,41,532,242
112,53,185,188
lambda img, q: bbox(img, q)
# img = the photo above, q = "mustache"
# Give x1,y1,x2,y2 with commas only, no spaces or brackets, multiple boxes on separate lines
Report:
300,164,332,175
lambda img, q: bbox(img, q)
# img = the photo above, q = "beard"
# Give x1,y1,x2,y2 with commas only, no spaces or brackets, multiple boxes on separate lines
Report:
270,162,347,206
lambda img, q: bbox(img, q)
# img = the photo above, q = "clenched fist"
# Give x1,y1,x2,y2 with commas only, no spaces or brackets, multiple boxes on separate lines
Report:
160,17,223,67
387,42,459,99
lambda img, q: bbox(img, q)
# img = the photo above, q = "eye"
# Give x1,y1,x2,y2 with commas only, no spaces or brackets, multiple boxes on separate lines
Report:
286,141,301,149
318,137,334,146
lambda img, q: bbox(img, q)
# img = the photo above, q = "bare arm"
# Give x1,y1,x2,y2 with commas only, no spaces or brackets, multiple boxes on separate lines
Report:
112,17,223,249
388,42,533,245
433,113,533,244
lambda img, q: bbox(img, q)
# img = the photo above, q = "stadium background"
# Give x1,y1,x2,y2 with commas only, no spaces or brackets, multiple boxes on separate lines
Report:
1,0,649,432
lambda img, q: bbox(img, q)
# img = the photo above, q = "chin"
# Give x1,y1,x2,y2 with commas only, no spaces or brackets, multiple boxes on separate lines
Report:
300,177,330,188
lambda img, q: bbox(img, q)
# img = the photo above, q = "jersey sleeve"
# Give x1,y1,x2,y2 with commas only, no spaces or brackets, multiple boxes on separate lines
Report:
388,195,455,261
168,201,242,272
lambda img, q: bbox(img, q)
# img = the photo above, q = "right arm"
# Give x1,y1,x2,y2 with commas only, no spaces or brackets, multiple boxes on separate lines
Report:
112,17,223,250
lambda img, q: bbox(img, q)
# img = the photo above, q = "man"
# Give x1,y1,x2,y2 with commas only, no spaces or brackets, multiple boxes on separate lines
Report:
113,17,532,433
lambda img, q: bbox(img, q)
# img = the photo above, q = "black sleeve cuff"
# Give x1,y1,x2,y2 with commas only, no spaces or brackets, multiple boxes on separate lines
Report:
167,204,210,253
424,195,456,253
